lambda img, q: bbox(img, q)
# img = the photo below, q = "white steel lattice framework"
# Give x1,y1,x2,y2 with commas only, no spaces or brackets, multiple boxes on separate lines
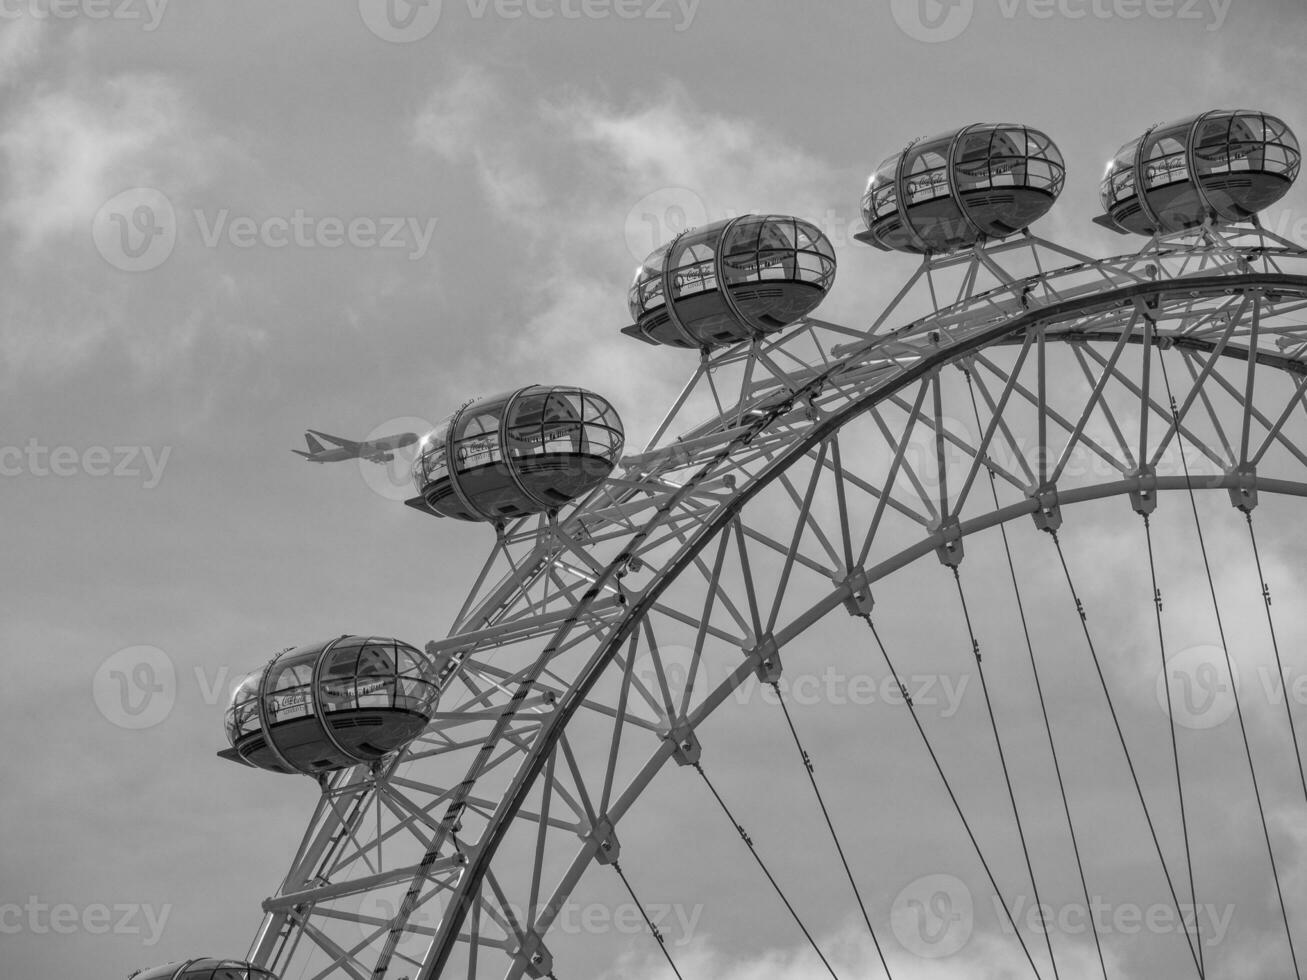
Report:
246,223,1307,980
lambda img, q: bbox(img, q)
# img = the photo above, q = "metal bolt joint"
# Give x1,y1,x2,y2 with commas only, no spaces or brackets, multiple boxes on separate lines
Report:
934,519,965,567
581,816,621,866
1227,463,1259,513
1128,466,1158,516
841,568,875,617
665,722,702,767
513,933,553,979
745,633,782,683
1030,484,1063,532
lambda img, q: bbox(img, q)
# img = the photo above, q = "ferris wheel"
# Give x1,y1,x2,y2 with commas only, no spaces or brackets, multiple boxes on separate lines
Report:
134,109,1307,980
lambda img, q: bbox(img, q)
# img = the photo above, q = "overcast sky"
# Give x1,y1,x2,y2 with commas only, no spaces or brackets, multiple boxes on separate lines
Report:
4,2,1307,979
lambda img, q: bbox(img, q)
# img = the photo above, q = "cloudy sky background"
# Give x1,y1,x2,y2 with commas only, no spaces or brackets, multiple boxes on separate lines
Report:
4,1,1307,978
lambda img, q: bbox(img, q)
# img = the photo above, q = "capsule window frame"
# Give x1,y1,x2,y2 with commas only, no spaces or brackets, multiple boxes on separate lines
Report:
225,637,442,773
1099,111,1301,226
411,386,626,521
628,215,836,327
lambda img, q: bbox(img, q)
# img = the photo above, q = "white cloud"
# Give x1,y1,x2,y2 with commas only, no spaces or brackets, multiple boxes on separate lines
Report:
599,920,1128,980
410,71,873,446
0,72,225,249
0,15,43,86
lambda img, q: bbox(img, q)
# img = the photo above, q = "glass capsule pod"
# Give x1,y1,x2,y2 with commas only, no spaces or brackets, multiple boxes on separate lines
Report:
221,636,441,775
408,385,624,523
128,960,278,980
1098,110,1300,235
624,214,837,349
859,123,1066,254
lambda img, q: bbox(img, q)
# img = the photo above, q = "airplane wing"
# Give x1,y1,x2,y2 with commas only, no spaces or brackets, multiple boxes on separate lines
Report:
296,430,414,465
307,430,361,450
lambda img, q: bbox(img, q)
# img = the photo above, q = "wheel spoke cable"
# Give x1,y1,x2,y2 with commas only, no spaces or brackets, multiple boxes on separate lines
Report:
1158,348,1301,979
1047,529,1204,977
1142,514,1204,973
612,860,686,980
953,567,1062,980
692,761,842,980
859,615,1045,979
964,365,1108,980
769,681,894,979
1244,512,1307,807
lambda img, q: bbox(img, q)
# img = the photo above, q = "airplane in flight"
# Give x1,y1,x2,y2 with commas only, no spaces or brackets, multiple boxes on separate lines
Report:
293,429,419,465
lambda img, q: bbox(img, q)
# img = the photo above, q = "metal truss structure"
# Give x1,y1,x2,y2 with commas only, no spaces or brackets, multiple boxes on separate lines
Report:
248,222,1307,980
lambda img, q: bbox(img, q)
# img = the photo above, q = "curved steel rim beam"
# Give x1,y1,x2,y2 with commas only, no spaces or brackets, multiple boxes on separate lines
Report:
417,271,1307,978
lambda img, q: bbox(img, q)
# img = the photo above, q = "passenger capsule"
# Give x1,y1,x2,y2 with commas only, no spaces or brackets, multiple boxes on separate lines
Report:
623,214,837,349
1097,110,1300,236
408,385,624,522
128,960,278,980
858,124,1066,254
220,636,441,775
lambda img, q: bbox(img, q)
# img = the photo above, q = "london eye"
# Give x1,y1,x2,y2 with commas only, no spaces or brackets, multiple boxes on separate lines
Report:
143,110,1307,980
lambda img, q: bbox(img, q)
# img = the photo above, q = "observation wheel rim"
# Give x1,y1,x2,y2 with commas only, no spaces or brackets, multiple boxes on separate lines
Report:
417,268,1307,978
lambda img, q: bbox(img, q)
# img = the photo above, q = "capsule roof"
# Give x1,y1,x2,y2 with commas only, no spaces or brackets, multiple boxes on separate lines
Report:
624,214,836,348
408,385,624,523
859,123,1065,254
1096,109,1300,235
129,960,278,980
